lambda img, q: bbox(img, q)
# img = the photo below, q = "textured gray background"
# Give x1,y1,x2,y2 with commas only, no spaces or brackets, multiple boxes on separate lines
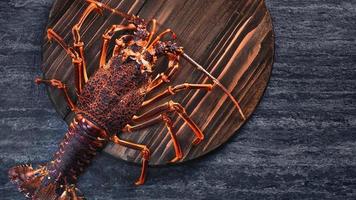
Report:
0,0,355,199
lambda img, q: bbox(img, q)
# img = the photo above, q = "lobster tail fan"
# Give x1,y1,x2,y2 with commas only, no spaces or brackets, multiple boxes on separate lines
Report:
8,164,86,200
8,164,45,198
18,175,44,198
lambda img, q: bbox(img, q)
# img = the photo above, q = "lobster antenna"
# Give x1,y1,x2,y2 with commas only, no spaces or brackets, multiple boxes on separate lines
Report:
182,53,246,120
86,0,135,20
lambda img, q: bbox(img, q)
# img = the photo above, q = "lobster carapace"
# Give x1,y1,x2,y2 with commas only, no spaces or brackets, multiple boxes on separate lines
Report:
9,0,245,199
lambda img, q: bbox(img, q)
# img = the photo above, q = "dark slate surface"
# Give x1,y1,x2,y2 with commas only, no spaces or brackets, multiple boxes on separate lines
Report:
0,0,355,199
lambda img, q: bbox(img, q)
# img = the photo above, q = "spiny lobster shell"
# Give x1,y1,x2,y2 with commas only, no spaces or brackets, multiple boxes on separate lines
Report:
42,0,275,165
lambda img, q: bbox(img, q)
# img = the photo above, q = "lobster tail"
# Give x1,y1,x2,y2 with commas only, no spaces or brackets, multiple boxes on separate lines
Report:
8,114,107,199
9,164,85,200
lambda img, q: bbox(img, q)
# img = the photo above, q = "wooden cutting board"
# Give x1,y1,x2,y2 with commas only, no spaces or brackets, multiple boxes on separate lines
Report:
41,0,274,165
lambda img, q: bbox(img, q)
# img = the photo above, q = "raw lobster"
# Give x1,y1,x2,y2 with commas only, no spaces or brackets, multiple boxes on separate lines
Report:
9,0,245,199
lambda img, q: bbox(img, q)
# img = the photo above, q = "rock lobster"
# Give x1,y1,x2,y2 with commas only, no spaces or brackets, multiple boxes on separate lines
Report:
9,0,245,199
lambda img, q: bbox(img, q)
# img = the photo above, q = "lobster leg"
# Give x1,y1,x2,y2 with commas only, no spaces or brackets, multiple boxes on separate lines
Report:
85,0,134,20
182,53,246,120
146,19,157,46
110,135,150,185
147,29,176,49
149,39,245,120
71,2,104,88
161,114,183,162
146,54,180,93
100,24,136,68
47,29,84,94
125,100,204,145
106,19,156,59
142,83,213,107
112,35,134,57
35,78,76,112
122,114,183,163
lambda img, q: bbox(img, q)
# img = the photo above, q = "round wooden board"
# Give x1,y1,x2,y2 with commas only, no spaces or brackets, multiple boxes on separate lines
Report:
42,0,274,165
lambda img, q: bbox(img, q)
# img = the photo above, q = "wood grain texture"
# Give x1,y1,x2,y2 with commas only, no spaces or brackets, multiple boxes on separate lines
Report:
41,0,274,165
1,0,356,199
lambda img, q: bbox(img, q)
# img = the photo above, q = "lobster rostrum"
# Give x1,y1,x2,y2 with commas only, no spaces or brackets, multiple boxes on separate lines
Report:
9,0,245,199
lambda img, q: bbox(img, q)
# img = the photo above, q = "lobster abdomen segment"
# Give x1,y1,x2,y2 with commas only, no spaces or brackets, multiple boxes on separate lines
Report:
46,114,109,184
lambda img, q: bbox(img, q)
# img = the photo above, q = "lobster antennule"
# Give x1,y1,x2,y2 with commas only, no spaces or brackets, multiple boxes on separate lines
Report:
85,0,135,20
182,53,246,120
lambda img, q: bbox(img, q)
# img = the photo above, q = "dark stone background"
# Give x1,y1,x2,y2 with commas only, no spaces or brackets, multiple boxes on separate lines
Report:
0,0,355,199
